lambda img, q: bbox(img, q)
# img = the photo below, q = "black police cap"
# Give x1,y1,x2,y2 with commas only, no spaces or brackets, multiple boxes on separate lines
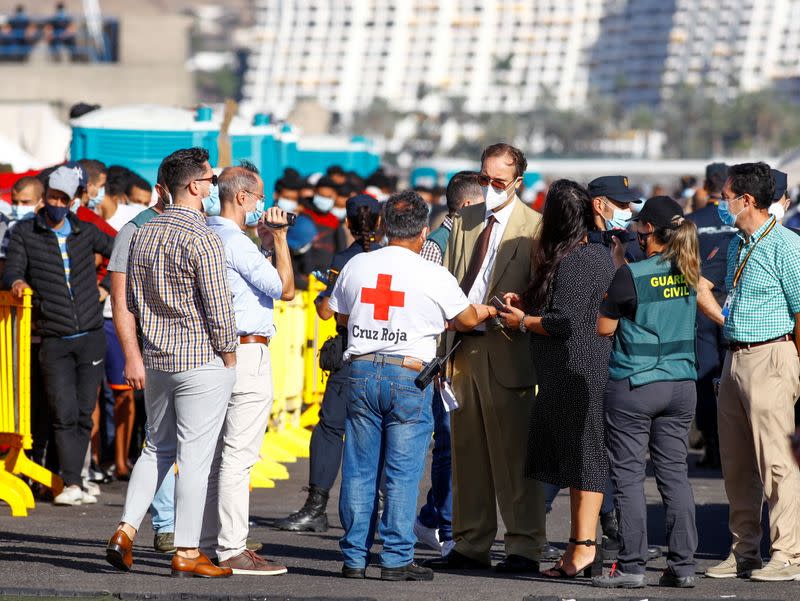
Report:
587,175,641,203
772,169,788,201
632,196,684,229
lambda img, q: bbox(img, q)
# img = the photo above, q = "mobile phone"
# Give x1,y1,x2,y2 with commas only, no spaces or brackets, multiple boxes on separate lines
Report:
489,295,506,311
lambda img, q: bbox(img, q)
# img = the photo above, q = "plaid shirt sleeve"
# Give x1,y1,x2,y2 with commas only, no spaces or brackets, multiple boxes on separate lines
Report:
420,239,443,264
192,231,238,353
779,238,800,314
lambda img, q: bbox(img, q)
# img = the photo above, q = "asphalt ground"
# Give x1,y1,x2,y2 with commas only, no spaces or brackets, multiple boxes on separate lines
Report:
0,450,795,601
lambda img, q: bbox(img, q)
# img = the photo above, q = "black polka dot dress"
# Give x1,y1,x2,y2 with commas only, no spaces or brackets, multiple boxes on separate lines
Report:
525,243,615,493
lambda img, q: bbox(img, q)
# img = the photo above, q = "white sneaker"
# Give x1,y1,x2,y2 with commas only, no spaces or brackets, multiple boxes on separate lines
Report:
82,480,101,496
441,539,456,557
413,518,442,552
53,485,84,506
81,490,98,504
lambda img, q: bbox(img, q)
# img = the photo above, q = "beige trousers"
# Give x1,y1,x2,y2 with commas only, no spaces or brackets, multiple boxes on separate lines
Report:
718,340,800,563
201,343,273,561
450,336,546,563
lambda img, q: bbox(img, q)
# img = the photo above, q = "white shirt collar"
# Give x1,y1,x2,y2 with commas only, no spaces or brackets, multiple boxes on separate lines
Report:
206,215,241,231
486,197,517,226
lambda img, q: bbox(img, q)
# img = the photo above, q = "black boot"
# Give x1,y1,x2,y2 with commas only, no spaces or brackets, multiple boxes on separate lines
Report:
600,511,621,560
275,486,329,532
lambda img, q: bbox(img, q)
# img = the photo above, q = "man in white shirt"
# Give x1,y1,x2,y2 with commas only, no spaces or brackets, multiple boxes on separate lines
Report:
201,161,294,576
426,143,545,574
329,190,495,582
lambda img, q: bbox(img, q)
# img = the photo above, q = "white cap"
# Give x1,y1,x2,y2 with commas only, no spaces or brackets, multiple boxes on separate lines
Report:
48,166,81,199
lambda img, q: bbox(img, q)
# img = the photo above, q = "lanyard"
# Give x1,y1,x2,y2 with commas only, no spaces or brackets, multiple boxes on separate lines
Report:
732,217,776,290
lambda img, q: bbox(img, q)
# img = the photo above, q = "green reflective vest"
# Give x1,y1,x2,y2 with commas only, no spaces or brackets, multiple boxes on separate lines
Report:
426,224,450,258
609,255,698,386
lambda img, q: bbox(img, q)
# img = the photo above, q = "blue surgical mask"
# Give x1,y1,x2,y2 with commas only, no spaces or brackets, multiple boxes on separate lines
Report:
11,204,35,220
331,206,347,221
717,198,743,227
604,202,632,231
277,197,298,212
313,194,334,213
45,203,70,223
88,185,105,209
202,183,220,216
70,198,81,213
245,206,263,227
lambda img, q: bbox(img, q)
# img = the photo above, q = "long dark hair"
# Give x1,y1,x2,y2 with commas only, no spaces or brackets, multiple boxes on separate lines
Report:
523,179,595,312
349,205,381,252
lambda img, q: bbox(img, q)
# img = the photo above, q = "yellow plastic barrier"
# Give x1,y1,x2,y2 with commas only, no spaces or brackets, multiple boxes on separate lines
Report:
0,290,63,516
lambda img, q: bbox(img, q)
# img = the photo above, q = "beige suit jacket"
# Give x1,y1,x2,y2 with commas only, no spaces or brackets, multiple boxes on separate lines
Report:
443,197,541,389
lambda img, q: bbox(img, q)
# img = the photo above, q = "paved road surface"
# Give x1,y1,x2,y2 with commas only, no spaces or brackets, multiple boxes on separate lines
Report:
0,451,795,601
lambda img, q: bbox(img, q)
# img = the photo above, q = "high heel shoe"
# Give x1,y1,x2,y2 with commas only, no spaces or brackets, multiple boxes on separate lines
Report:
542,538,603,579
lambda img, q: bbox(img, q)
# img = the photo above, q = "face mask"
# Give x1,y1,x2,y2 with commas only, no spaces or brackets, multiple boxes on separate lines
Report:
88,185,105,209
202,183,220,216
45,203,70,223
769,202,786,222
69,198,81,213
313,194,334,213
717,198,743,227
331,206,347,221
604,202,632,230
245,206,263,227
11,204,35,220
277,197,298,212
483,179,517,211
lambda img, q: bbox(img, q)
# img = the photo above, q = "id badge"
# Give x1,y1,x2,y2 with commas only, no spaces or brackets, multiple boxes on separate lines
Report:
441,380,459,413
721,292,733,319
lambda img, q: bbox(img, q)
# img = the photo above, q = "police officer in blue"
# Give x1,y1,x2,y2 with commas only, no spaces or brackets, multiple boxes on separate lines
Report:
275,195,382,532
588,175,645,266
686,163,734,469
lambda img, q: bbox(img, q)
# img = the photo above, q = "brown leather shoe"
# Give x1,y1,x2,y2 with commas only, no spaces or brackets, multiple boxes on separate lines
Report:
106,529,133,572
219,549,288,576
171,551,233,578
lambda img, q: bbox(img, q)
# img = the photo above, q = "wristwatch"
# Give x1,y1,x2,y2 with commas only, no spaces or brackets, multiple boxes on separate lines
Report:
519,315,529,333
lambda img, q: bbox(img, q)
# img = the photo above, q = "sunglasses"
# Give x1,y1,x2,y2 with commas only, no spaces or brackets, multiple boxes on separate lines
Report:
477,174,518,191
187,174,218,188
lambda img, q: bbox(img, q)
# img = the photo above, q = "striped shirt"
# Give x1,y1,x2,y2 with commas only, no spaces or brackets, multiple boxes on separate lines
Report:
52,218,72,296
126,204,238,372
724,217,800,343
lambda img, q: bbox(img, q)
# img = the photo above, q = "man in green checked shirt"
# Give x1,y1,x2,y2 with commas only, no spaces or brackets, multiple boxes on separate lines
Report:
697,162,800,582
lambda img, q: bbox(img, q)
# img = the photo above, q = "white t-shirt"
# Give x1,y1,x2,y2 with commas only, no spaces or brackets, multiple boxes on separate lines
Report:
329,245,470,362
106,203,145,231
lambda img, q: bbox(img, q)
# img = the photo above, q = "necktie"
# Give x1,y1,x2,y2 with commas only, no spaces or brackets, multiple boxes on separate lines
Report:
460,215,496,296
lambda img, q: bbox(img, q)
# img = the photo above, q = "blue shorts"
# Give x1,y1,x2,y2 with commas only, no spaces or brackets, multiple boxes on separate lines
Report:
104,319,131,391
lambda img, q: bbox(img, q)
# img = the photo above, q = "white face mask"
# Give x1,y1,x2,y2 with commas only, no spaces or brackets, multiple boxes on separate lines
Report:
769,201,786,222
483,179,518,211
277,197,298,212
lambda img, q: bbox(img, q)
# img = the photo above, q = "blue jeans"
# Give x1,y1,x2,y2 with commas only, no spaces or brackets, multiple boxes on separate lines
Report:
416,386,452,541
150,453,176,533
339,357,434,569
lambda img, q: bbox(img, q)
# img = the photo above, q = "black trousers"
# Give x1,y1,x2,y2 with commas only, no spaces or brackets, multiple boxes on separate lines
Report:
308,363,351,491
39,329,105,487
605,378,698,577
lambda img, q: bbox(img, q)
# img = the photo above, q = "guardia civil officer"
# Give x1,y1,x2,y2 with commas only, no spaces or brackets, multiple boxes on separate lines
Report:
592,196,700,590
329,190,495,581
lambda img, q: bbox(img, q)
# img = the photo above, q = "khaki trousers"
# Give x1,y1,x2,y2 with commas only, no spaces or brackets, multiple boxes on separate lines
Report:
718,340,800,563
450,336,546,563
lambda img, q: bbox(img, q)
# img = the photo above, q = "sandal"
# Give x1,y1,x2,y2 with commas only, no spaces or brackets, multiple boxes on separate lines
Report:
542,538,603,579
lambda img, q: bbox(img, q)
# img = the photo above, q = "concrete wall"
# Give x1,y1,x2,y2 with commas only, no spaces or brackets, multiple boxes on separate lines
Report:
0,15,195,117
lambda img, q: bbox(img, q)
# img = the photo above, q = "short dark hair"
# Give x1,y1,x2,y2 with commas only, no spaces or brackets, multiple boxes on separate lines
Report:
445,171,482,216
275,175,303,193
125,173,151,195
160,147,209,199
383,190,429,240
315,175,338,190
219,162,260,204
106,165,134,196
727,162,774,210
480,143,527,179
327,165,345,176
12,176,43,198
78,159,107,185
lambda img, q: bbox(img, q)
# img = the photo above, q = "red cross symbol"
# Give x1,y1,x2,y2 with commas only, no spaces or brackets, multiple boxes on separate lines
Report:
361,274,405,321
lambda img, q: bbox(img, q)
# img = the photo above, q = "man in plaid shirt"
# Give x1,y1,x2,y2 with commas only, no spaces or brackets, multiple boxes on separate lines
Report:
699,162,800,582
105,148,238,579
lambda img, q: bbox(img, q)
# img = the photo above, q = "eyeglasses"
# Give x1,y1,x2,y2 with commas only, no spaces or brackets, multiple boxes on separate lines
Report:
244,190,265,201
477,174,518,191
187,174,218,189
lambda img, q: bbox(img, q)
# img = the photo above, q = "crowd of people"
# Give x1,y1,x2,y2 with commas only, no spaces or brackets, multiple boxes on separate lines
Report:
2,142,800,587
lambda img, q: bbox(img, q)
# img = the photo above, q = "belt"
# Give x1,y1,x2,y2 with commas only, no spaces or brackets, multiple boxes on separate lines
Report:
351,353,425,373
728,333,793,352
239,335,270,346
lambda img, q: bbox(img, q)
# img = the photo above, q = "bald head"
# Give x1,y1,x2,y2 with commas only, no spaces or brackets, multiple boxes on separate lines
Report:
219,162,262,206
